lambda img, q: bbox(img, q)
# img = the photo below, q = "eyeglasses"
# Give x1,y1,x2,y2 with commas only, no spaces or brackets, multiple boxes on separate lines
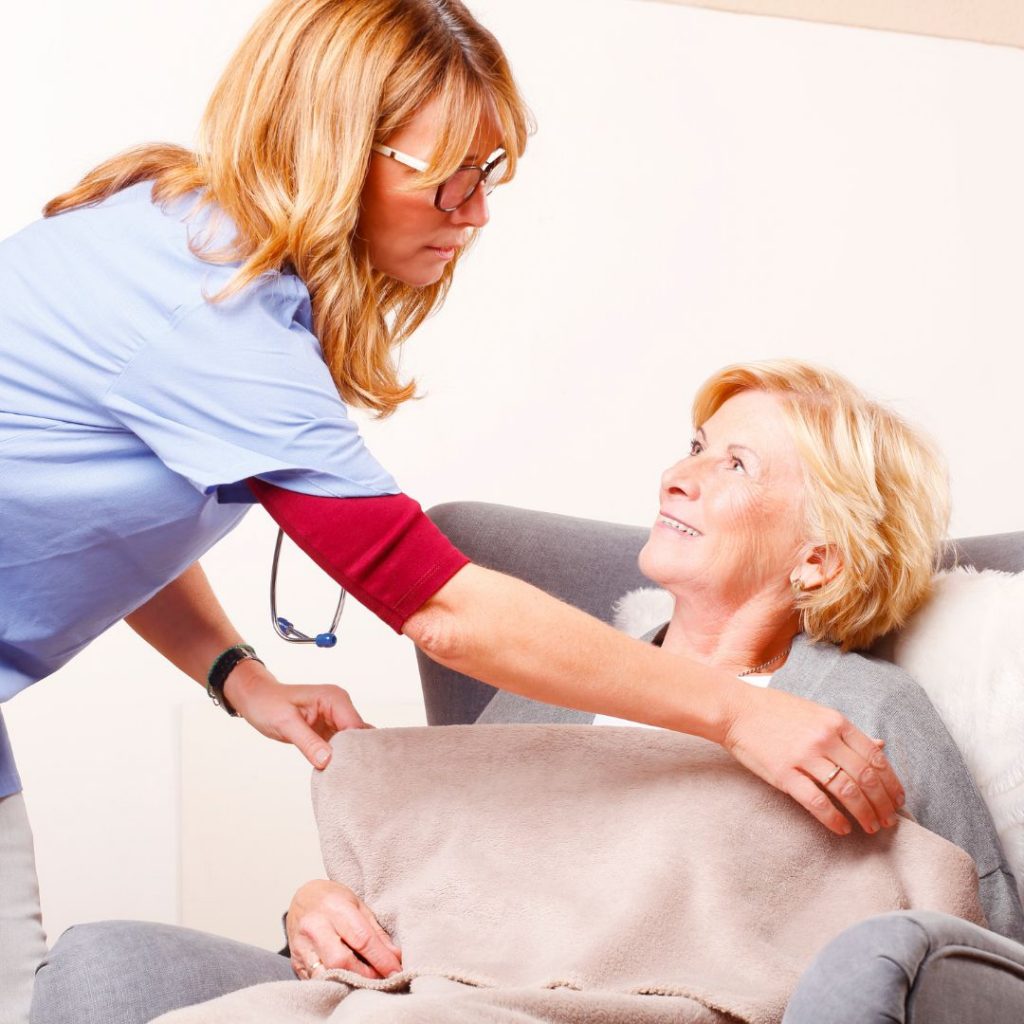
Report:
371,143,509,212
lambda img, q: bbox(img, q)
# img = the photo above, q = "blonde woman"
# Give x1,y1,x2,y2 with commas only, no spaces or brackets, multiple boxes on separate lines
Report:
0,4,902,1019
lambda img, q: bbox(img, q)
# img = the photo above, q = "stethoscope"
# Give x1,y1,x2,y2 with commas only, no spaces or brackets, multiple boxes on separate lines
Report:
270,528,345,648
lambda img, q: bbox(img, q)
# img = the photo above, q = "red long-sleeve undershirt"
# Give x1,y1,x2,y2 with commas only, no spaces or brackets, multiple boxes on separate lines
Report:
246,479,470,634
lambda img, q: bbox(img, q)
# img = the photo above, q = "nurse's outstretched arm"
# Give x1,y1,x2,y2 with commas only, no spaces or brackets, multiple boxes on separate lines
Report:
249,480,904,836
124,562,369,769
405,564,903,837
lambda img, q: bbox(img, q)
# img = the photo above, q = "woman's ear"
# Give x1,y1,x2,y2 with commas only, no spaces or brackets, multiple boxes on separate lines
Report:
790,544,843,592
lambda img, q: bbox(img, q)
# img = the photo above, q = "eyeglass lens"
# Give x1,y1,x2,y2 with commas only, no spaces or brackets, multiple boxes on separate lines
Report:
437,156,509,211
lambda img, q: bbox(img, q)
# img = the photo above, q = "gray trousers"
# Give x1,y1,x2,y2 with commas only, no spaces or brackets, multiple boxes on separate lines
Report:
31,910,1024,1023
31,920,295,1024
0,793,48,1024
783,910,1024,1024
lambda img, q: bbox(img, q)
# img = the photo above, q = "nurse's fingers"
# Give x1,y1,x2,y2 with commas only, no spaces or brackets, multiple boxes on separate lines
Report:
721,684,908,836
815,737,897,831
782,770,852,836
291,685,371,767
231,678,368,768
305,685,371,734
284,716,336,770
845,730,904,814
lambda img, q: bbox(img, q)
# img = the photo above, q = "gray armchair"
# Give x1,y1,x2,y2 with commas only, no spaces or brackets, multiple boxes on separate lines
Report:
418,501,1024,1024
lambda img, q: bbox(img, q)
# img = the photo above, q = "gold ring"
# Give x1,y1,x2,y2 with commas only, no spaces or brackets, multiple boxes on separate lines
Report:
822,764,842,787
308,959,324,974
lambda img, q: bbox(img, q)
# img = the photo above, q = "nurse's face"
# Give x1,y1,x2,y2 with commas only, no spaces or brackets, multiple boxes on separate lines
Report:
358,99,499,287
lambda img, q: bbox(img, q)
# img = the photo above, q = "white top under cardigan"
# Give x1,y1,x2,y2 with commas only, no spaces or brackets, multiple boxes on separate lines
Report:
593,673,772,728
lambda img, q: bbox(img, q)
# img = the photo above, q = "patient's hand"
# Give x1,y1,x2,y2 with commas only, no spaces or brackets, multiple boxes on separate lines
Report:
286,879,403,981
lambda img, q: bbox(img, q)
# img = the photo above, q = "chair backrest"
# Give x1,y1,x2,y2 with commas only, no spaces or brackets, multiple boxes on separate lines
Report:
417,501,1024,726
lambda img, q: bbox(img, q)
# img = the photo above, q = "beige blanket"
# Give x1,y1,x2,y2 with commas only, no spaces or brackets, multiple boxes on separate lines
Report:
156,725,984,1024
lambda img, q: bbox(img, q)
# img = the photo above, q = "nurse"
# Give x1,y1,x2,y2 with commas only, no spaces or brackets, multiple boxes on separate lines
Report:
0,1,905,1020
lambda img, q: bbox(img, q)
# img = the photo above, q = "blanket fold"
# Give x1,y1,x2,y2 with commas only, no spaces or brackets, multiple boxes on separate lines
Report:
156,725,983,1024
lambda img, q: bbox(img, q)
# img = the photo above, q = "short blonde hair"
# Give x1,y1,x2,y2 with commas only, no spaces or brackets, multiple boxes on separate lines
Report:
692,360,951,651
44,0,533,417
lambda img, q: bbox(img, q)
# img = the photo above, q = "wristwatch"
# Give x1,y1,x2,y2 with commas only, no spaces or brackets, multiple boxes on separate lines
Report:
206,643,263,717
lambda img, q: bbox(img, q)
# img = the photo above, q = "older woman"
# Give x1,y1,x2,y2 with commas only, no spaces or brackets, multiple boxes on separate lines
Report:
29,361,1023,1023
468,361,1021,939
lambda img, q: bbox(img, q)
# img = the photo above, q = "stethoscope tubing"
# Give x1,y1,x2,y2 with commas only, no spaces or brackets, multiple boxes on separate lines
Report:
270,528,345,647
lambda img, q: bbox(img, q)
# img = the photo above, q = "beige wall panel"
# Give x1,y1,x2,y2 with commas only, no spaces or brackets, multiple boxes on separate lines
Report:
647,1,1024,49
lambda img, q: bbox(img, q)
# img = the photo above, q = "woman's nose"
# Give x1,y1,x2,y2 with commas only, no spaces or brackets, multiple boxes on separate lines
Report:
661,461,700,500
451,185,490,229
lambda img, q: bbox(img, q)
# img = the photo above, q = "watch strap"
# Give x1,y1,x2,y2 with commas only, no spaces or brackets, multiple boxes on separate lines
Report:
206,644,263,717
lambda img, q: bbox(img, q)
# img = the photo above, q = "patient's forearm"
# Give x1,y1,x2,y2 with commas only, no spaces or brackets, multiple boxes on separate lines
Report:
403,564,735,741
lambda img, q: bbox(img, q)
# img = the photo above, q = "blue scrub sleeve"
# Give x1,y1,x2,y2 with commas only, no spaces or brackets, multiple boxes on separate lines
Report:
100,274,399,500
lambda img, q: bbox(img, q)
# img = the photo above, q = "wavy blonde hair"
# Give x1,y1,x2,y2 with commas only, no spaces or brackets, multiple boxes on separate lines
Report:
44,0,532,416
692,360,951,651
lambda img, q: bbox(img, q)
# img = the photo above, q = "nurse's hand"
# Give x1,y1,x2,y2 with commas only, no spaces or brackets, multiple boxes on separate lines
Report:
223,660,370,769
721,683,904,836
287,879,402,980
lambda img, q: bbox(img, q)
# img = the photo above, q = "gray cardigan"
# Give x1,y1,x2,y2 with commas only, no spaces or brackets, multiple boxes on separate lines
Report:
477,630,1024,942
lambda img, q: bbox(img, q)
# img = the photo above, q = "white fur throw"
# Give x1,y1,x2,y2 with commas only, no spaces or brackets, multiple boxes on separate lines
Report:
612,568,1024,902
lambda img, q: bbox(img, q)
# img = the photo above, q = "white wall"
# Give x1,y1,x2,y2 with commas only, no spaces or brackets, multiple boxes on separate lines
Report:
4,0,1023,946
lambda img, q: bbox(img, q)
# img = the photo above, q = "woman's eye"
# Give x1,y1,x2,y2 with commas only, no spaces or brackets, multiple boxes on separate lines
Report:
730,457,746,473
688,439,703,456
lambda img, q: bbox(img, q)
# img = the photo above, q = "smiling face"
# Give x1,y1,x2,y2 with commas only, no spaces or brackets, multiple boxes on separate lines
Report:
638,390,812,606
357,98,502,287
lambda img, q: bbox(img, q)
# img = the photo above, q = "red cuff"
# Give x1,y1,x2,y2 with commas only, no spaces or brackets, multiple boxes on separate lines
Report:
246,479,470,633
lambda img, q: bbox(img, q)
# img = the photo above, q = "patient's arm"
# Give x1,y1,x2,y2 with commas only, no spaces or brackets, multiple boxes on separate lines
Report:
285,879,402,980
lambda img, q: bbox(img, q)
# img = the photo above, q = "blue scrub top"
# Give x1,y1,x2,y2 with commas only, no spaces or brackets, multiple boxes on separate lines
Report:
0,182,400,796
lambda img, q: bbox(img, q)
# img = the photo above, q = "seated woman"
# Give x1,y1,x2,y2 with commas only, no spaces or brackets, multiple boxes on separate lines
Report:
30,360,1024,1024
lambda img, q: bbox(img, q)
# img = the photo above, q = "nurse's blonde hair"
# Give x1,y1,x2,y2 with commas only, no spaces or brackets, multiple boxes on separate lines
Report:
693,360,951,651
44,0,532,417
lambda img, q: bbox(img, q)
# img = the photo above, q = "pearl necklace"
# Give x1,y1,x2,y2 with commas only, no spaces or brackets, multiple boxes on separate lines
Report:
737,645,791,677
